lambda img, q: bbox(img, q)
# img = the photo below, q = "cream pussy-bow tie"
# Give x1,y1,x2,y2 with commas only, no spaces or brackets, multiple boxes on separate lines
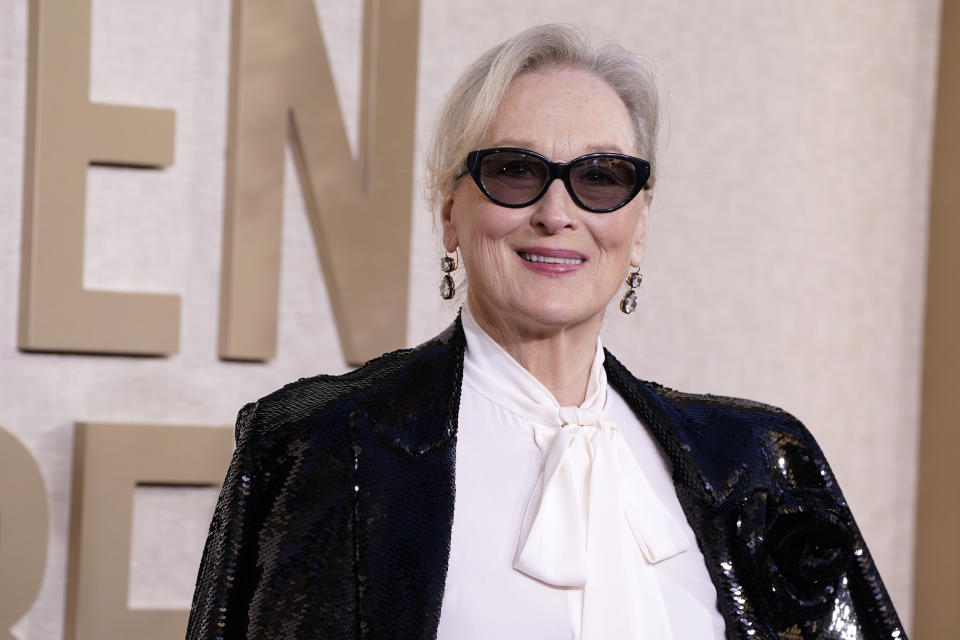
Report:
459,305,690,639
514,400,691,639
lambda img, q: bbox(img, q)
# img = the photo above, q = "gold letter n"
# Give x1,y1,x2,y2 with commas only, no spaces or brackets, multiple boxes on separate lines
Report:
220,0,420,365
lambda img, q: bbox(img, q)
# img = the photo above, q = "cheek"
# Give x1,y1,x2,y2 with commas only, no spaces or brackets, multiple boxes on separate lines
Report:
455,205,521,258
593,215,638,258
463,228,515,285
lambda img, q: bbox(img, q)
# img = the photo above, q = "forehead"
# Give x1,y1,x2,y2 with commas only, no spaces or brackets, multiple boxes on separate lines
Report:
484,67,637,159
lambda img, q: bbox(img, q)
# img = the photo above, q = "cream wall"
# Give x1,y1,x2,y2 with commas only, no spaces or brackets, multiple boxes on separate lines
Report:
0,0,938,637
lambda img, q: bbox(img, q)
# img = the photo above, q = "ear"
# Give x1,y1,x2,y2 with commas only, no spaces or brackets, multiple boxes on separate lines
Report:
441,193,459,253
629,190,652,267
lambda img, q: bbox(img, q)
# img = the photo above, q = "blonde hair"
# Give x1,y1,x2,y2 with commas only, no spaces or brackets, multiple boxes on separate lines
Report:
426,24,659,216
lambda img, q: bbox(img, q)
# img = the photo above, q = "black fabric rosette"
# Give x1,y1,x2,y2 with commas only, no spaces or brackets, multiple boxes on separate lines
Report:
732,487,855,619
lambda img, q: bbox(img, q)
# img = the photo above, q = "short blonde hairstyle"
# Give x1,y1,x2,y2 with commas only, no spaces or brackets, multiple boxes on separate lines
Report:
427,24,659,215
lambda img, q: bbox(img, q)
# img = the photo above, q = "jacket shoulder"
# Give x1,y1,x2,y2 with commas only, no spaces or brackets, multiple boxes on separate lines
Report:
605,353,828,496
235,345,410,441
234,317,464,455
652,381,832,491
651,382,812,445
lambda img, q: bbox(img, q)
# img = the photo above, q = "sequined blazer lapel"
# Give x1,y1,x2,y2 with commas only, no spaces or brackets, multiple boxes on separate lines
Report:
188,316,906,640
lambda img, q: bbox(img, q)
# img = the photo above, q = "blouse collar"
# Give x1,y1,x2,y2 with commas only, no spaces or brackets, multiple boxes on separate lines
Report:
461,300,608,429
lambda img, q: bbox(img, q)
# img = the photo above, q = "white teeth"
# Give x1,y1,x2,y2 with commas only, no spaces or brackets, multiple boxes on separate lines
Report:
519,252,584,265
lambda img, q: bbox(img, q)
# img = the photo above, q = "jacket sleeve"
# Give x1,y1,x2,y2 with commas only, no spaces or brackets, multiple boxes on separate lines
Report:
186,402,265,638
185,400,357,639
794,421,908,638
734,408,909,637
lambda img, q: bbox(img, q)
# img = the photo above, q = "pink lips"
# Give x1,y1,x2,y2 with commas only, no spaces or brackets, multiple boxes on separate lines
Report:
516,247,587,276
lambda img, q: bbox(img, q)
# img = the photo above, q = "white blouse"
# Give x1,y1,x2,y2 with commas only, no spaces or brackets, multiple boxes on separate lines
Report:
436,304,727,639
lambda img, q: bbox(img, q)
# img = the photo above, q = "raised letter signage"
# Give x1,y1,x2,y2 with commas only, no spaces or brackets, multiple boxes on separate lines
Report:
19,0,178,356
219,0,420,364
0,428,48,640
64,423,233,640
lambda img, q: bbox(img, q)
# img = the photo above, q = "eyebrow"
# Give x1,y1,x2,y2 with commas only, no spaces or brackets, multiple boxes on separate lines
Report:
487,140,629,157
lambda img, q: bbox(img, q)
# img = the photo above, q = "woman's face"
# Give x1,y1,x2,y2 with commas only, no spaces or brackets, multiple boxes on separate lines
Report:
442,67,650,337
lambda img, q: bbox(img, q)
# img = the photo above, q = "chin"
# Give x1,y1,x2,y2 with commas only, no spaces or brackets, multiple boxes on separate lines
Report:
515,298,604,331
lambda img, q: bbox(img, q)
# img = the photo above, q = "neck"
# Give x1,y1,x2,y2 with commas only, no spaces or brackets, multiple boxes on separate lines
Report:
467,299,602,407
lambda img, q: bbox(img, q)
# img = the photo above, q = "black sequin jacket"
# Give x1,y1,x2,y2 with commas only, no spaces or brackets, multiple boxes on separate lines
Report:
187,316,907,639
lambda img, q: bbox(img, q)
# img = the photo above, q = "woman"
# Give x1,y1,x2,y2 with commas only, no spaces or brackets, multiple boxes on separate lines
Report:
188,25,906,639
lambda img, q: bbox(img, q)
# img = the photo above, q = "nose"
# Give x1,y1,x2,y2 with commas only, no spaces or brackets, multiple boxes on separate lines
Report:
529,179,578,234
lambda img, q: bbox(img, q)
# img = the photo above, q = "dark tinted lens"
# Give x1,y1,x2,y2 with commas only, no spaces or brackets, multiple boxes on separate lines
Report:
569,156,638,209
479,151,549,205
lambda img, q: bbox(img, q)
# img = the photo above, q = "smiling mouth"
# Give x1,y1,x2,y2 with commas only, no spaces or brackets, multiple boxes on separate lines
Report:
518,252,585,265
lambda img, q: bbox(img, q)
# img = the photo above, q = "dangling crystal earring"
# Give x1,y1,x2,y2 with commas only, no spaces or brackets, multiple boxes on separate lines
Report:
619,267,642,314
439,251,459,300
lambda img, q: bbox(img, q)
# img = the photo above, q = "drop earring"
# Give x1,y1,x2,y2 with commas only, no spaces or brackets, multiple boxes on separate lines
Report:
619,267,642,314
439,251,459,300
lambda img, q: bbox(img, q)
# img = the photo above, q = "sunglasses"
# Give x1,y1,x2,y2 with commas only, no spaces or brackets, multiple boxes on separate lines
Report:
463,147,651,213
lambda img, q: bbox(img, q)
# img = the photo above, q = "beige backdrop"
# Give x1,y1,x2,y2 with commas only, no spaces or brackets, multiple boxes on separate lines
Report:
0,0,939,637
